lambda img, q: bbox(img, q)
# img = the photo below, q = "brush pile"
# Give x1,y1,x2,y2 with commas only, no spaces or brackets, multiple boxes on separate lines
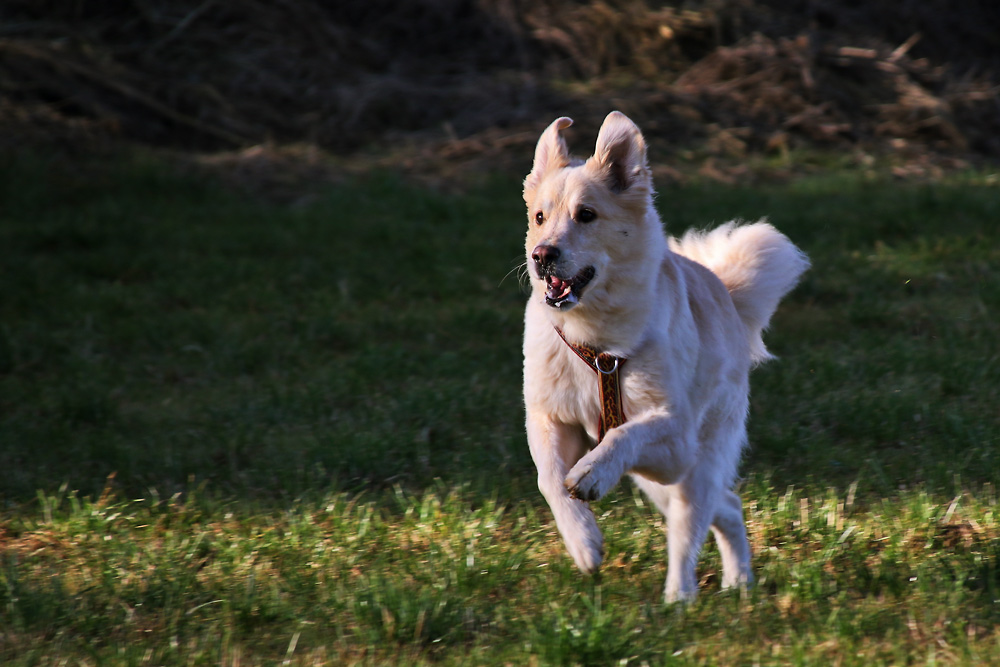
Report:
1,0,997,165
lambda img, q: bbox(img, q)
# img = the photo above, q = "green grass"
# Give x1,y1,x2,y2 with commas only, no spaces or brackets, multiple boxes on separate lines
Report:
1,151,998,664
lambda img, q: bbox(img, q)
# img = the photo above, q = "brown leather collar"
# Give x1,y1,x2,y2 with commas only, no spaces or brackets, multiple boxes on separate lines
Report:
554,327,628,443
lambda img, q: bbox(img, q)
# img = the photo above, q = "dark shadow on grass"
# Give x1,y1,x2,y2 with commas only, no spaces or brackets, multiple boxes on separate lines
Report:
1,153,997,509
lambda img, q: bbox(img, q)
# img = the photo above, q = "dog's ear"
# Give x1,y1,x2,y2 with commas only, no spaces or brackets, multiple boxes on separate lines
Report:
524,117,572,202
593,111,648,193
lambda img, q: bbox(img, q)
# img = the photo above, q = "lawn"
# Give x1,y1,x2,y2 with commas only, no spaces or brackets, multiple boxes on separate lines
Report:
1,151,999,664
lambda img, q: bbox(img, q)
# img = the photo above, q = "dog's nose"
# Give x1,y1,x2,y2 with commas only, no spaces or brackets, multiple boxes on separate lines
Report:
531,244,560,267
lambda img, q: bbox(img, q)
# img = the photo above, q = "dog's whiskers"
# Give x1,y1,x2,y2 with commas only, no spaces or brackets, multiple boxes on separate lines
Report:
500,260,531,293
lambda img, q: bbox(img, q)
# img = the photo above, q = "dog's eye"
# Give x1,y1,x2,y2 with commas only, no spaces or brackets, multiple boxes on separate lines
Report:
576,208,597,223
534,211,544,225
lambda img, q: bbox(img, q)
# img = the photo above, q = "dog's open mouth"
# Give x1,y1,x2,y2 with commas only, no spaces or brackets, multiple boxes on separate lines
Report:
544,266,596,308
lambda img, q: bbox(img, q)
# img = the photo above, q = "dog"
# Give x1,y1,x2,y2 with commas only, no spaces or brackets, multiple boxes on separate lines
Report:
521,112,809,602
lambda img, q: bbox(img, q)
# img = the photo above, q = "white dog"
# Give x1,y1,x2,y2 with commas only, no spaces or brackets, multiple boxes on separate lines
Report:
521,112,809,602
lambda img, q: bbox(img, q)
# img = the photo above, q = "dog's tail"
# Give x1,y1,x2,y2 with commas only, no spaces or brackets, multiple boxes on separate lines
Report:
670,221,810,364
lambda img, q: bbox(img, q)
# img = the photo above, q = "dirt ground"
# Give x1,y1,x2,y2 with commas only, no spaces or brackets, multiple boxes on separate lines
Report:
1,1,997,182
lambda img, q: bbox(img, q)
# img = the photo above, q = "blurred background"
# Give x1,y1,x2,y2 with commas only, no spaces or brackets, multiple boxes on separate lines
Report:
2,0,998,178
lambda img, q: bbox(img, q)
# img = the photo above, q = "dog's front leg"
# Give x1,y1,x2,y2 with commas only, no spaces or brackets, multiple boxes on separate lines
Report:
526,410,604,573
564,411,696,502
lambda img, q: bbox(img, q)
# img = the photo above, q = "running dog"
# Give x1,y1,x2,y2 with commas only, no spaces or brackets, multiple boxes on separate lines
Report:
521,112,809,602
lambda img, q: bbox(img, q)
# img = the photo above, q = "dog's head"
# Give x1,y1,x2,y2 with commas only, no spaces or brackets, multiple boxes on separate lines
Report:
523,112,658,314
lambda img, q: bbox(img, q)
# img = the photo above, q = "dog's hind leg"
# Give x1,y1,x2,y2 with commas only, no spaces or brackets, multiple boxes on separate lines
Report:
710,488,753,590
664,472,718,603
631,473,714,604
634,469,721,603
527,412,604,574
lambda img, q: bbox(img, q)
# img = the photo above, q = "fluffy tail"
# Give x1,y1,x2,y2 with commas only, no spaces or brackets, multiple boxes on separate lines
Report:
670,221,810,364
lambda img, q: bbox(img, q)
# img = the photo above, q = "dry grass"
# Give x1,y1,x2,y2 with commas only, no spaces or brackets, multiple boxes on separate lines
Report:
1,0,998,167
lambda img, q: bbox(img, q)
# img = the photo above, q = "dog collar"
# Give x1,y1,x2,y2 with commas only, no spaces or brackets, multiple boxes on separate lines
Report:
554,326,628,443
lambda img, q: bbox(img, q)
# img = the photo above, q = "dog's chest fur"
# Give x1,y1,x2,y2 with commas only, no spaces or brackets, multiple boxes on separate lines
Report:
532,337,605,439
524,315,672,442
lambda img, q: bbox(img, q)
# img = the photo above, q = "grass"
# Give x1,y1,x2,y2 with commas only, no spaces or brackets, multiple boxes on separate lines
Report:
1,150,998,664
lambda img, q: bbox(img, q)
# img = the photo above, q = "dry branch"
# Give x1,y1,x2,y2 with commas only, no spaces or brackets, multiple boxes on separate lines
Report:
0,0,996,159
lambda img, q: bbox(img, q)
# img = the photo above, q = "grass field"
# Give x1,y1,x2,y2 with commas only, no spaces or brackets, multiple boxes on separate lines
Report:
1,151,999,664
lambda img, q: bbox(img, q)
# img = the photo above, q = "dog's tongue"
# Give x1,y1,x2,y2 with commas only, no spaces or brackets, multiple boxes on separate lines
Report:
546,276,577,306
547,276,572,298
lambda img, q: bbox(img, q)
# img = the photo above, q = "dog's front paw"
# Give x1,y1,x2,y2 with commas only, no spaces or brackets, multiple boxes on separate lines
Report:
564,459,616,502
564,521,604,574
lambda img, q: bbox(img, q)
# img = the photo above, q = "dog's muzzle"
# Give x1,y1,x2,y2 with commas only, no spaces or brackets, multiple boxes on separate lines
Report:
531,245,596,309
